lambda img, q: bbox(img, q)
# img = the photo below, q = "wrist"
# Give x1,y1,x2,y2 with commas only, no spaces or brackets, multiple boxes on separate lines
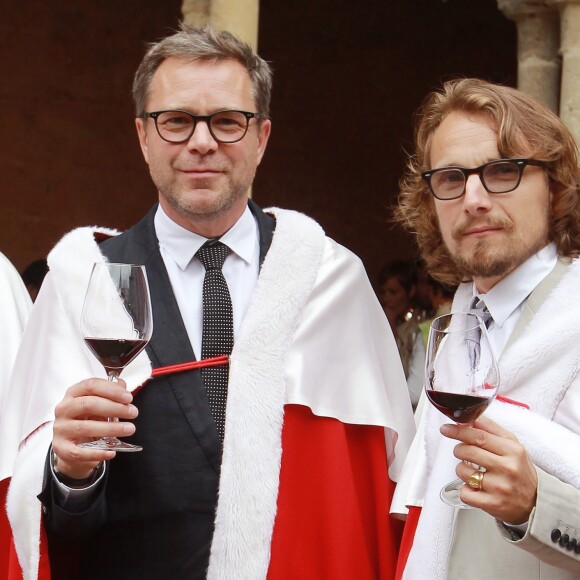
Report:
51,448,103,488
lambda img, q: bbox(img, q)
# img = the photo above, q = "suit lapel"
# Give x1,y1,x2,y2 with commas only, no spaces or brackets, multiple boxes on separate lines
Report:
249,198,275,266
502,258,570,355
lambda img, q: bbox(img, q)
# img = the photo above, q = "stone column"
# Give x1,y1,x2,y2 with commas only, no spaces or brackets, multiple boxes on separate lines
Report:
181,0,259,48
182,0,210,27
547,0,580,143
497,0,560,112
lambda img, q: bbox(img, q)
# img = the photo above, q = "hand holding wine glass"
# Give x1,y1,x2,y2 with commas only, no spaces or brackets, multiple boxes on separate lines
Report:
425,311,500,507
79,262,152,452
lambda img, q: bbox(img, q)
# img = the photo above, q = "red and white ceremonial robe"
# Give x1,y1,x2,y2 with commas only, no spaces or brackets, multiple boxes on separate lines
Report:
2,207,415,579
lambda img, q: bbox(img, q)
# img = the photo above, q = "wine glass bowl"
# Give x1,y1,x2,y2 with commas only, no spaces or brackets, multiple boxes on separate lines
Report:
424,311,500,506
80,262,152,452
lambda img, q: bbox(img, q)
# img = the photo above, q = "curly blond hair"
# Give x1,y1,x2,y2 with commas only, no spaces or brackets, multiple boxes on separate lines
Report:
395,78,580,286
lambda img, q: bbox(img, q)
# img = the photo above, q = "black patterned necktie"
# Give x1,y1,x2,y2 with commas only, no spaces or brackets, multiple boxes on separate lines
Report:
196,240,233,441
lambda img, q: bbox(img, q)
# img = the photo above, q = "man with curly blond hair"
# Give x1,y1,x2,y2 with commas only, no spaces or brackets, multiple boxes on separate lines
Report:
391,78,580,579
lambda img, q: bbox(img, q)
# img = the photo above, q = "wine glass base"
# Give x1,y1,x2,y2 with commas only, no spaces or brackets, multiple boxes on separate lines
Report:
79,437,143,452
440,479,473,509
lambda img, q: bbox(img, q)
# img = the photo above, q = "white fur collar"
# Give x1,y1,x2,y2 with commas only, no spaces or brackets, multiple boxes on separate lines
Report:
208,207,325,578
46,225,153,389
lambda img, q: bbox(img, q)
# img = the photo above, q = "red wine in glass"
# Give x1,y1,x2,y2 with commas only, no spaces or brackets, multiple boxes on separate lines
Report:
425,390,493,423
84,338,149,375
425,312,500,507
79,263,152,452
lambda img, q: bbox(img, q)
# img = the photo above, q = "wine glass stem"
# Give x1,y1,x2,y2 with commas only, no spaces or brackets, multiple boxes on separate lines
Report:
106,370,121,424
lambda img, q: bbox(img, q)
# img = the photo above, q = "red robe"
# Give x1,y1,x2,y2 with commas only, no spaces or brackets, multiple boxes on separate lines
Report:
2,405,402,580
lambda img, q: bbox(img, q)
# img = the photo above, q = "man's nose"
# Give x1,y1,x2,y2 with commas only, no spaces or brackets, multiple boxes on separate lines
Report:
462,174,493,213
186,121,219,154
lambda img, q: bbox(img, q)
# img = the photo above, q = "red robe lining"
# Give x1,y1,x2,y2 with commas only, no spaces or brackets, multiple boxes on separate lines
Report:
2,404,402,579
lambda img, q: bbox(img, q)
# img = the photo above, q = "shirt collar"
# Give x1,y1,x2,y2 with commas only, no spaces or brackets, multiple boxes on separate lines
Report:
154,204,258,270
472,242,558,327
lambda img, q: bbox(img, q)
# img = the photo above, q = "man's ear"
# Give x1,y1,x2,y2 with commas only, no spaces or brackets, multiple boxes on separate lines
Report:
256,119,272,166
135,117,150,164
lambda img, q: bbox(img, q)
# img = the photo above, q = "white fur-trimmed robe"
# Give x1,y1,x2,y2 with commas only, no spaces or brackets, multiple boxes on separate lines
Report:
3,207,415,579
0,252,32,426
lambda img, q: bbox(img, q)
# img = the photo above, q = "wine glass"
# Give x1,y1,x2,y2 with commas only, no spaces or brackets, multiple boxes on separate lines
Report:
424,311,500,507
79,262,152,452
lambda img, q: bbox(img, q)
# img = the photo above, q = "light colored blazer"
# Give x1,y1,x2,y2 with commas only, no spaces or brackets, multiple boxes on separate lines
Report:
448,258,580,579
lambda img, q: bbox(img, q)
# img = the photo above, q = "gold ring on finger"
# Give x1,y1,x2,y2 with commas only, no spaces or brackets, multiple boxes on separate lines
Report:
467,470,485,491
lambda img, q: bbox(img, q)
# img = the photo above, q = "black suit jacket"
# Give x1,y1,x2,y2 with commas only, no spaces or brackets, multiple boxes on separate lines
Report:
40,201,275,580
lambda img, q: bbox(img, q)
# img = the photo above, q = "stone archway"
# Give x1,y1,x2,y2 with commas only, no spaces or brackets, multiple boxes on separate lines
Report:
498,0,580,143
181,0,260,48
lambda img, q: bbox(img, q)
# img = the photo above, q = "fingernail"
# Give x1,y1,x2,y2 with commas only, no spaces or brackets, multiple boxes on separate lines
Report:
121,391,133,403
123,423,136,434
440,424,452,434
127,405,138,417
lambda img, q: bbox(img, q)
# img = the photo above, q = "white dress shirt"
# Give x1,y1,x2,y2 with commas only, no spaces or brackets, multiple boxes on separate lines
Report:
472,243,558,359
154,204,261,358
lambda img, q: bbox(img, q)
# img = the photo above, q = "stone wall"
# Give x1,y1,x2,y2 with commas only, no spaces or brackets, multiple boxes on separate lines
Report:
255,0,516,285
0,0,515,289
0,0,182,272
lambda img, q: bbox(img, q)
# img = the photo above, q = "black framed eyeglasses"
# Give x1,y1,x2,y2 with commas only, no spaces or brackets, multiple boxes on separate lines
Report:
421,158,547,200
142,109,259,144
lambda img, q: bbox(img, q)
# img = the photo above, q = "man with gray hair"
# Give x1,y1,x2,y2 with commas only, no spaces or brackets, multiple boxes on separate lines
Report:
4,25,414,579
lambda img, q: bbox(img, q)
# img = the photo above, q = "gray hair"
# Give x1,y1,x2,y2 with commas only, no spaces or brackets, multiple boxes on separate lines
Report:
132,24,273,119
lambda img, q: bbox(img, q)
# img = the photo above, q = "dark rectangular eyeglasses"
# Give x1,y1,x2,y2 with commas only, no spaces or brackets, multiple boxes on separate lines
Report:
142,109,259,144
421,158,547,200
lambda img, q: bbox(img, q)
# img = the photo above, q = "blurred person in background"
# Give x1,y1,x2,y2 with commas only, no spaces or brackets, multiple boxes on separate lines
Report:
418,275,457,347
411,259,435,322
21,259,49,302
378,260,425,409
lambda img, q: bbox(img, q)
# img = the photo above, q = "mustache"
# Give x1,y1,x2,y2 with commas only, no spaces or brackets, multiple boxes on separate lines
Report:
451,216,514,240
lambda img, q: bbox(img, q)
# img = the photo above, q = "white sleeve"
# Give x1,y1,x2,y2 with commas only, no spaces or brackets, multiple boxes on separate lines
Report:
0,253,32,421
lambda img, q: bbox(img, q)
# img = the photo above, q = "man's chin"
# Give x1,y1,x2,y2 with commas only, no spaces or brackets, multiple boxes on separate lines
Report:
451,239,542,280
454,255,514,279
177,201,230,221
176,190,246,221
